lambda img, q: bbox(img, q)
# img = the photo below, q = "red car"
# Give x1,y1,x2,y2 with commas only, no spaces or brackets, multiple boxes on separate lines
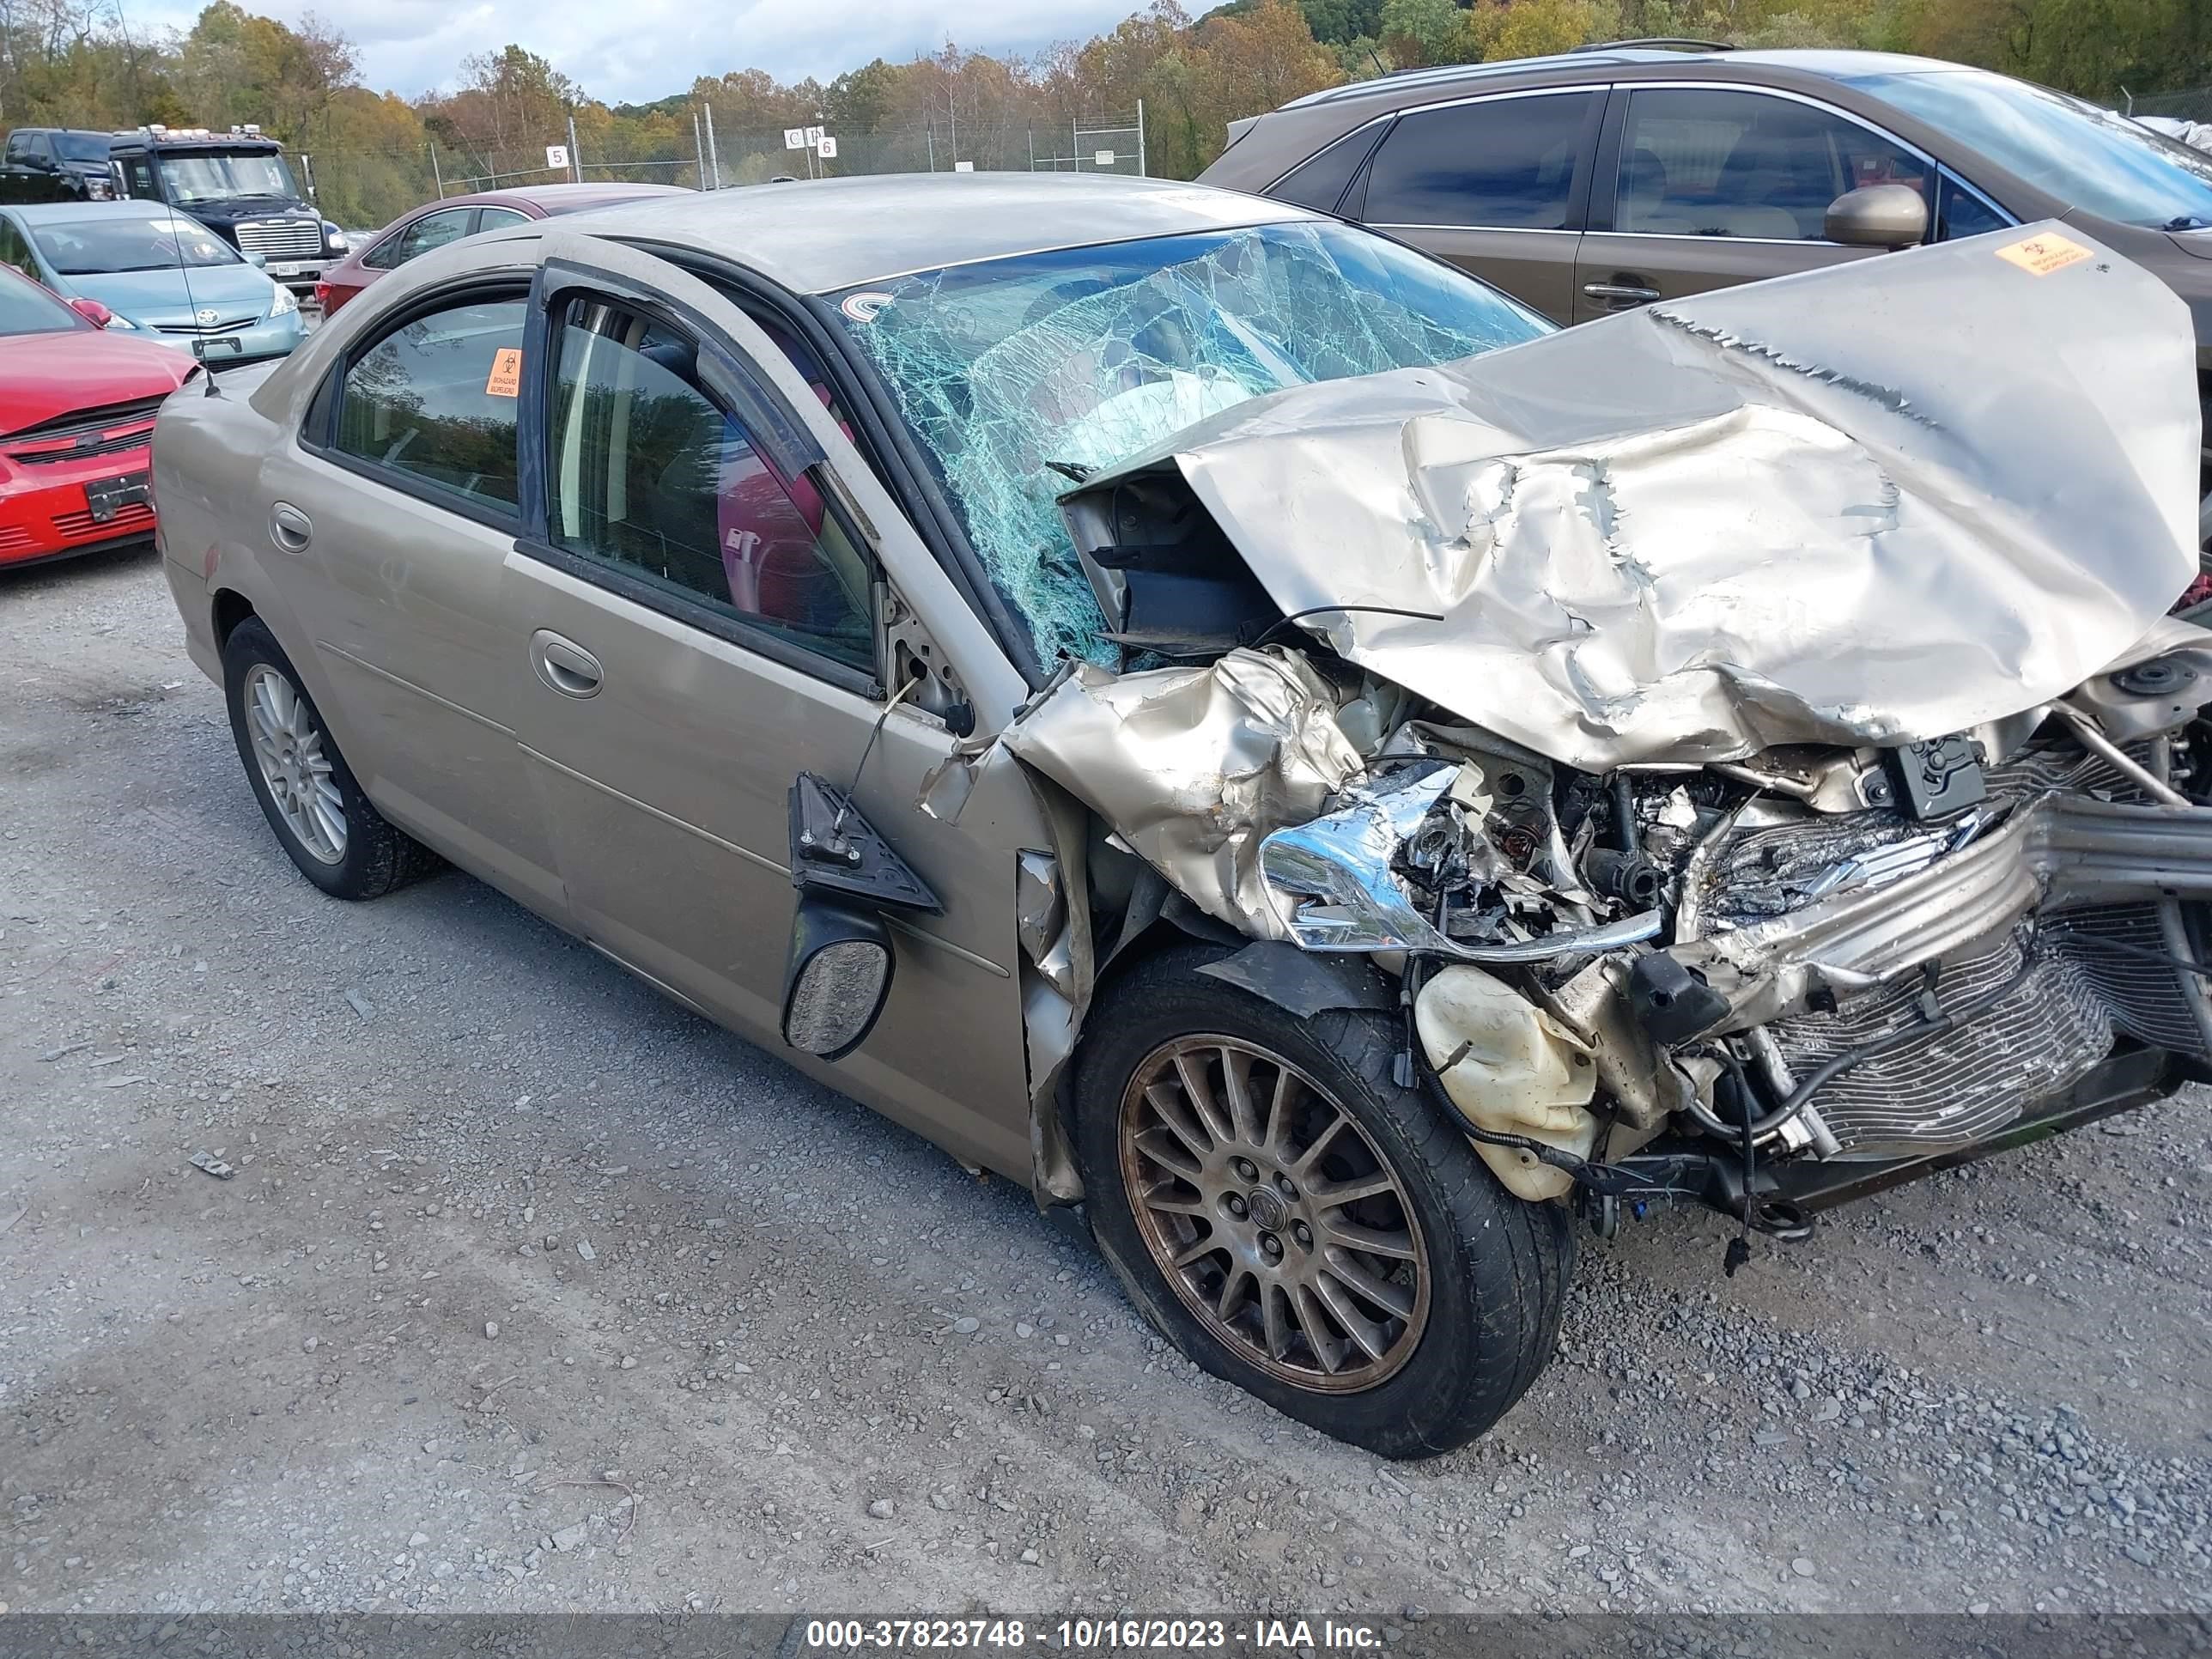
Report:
314,182,692,316
0,266,196,570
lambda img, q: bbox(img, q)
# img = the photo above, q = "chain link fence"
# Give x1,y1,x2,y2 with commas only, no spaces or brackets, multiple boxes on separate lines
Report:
299,109,1147,236
2129,85,2212,122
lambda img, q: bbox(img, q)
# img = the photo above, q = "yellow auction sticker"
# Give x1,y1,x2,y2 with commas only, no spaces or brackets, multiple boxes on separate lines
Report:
1994,231,2094,276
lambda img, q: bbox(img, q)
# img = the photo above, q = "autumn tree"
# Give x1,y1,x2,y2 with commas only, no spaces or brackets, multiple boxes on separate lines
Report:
422,44,583,185
1377,0,1472,65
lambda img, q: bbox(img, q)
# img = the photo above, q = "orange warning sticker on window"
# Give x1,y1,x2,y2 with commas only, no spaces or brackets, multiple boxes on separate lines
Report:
1993,232,2094,276
484,347,523,397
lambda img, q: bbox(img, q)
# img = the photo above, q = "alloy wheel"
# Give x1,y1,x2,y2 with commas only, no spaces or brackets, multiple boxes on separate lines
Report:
242,663,345,866
1118,1034,1431,1392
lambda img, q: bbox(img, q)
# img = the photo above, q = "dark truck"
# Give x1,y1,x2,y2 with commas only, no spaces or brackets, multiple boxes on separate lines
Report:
0,125,349,290
0,129,120,202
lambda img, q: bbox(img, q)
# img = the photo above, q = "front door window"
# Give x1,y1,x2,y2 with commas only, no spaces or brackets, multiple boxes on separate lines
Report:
546,297,876,672
1615,87,1928,240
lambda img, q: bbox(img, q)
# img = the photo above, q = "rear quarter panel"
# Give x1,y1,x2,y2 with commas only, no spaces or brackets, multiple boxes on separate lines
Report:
151,367,347,731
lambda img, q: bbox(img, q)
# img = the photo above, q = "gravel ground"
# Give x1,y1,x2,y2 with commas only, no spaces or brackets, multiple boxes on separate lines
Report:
3,545,2210,1621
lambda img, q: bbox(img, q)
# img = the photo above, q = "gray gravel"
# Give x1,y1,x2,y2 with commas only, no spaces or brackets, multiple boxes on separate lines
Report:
3,546,2209,1618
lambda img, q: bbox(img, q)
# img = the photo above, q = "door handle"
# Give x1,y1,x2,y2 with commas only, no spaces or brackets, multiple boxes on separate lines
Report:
529,629,603,698
1582,281,1661,305
269,501,313,552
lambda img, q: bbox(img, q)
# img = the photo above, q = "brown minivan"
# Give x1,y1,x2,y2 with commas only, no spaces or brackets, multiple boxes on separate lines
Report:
1200,44,2212,540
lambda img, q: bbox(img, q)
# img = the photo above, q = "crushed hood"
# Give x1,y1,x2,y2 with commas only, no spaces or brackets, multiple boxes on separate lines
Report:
1060,225,2202,770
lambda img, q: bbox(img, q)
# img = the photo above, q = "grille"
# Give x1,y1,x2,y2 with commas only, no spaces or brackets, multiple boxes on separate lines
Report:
5,422,153,465
234,218,320,259
50,501,155,541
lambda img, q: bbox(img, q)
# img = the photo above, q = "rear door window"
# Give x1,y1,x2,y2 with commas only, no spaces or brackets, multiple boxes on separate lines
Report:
392,207,474,264
1271,123,1386,214
1614,87,1928,240
1361,92,1597,229
0,219,36,279
330,296,526,514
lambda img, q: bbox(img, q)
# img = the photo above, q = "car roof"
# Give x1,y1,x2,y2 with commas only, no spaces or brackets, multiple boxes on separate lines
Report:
1278,46,1971,111
428,181,694,214
550,172,1322,295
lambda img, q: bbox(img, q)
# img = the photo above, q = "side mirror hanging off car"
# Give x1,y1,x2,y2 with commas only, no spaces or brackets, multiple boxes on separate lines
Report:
1823,183,1928,250
779,772,941,1060
782,902,896,1060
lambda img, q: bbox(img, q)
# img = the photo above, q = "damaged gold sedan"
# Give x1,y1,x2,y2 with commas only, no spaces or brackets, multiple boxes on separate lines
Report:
154,176,2211,1457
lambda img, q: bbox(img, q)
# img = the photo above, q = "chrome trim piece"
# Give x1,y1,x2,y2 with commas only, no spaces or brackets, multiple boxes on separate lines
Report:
885,915,1012,979
1369,223,1583,236
1255,763,1663,962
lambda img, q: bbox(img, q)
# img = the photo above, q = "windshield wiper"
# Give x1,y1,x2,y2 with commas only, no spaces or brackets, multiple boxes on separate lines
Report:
2162,215,2212,230
1043,459,1095,483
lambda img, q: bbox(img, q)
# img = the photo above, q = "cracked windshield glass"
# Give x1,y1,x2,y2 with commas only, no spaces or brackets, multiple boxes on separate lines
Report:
832,221,1549,665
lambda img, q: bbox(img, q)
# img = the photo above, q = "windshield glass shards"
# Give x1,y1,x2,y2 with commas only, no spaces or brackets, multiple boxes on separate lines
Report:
833,221,1549,666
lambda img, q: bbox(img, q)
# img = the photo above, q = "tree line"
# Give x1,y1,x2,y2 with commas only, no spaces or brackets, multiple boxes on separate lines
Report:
0,0,2205,230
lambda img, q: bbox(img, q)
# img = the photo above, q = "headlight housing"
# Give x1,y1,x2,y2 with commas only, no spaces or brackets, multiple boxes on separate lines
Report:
269,283,298,317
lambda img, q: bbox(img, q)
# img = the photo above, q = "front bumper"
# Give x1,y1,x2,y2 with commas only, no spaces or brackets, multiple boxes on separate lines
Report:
141,310,307,366
0,447,156,568
260,258,332,292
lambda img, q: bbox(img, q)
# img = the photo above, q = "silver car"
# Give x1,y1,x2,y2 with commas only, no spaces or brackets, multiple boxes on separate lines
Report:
154,174,2212,1457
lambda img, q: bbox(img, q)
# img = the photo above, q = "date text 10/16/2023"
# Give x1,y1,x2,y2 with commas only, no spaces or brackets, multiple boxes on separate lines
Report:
802,1620,1386,1651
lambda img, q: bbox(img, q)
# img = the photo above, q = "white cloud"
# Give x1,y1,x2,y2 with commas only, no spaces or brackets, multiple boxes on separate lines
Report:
135,0,1144,103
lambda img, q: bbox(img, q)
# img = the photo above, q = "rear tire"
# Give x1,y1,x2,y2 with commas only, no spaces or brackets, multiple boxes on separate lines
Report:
222,616,441,901
1071,944,1574,1458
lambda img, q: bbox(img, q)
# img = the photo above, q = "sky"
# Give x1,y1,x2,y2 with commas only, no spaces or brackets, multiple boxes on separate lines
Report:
132,0,1148,104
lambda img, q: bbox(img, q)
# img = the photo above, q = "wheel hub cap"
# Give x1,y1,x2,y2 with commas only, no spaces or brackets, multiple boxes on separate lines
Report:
1246,1186,1288,1231
241,662,346,866
1118,1034,1431,1393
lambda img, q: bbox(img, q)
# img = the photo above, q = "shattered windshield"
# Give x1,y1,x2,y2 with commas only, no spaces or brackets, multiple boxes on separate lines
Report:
830,222,1550,667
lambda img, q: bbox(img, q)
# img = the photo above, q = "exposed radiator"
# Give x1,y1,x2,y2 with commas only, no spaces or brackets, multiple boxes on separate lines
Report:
1713,737,2209,1155
1765,927,2118,1155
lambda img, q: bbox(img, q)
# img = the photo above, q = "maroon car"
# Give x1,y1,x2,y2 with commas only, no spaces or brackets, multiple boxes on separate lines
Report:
314,182,692,316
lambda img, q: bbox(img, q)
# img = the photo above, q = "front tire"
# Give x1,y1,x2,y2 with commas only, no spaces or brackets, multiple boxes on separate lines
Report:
1071,945,1574,1458
222,616,440,900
